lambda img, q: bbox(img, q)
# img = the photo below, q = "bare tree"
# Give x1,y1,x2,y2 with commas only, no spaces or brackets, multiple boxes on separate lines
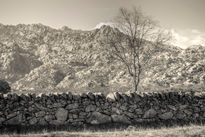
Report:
101,7,171,92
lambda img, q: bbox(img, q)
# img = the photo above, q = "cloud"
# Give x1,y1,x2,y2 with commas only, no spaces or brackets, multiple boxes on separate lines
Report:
170,29,205,49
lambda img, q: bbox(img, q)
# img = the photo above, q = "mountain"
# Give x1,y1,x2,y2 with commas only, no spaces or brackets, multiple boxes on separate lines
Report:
0,23,205,94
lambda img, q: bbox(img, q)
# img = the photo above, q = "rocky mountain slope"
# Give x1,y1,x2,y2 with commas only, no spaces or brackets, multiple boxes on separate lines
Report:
0,23,205,94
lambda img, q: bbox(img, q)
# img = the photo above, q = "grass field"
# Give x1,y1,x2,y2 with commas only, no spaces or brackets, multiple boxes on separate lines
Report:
1,125,205,137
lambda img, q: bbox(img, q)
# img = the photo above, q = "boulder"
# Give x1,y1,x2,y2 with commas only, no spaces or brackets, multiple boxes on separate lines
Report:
159,112,173,120
55,108,68,122
87,112,111,124
111,115,131,124
143,108,157,118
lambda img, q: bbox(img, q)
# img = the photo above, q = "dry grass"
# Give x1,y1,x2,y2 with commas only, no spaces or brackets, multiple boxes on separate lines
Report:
1,125,205,137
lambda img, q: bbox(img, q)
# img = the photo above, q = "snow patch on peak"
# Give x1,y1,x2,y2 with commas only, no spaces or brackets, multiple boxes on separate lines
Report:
94,22,114,29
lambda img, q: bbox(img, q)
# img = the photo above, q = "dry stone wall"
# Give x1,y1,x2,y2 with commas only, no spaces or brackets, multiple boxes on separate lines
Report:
0,91,205,126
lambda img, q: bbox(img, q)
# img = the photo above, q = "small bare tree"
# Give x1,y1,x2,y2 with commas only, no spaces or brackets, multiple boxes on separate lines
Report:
101,7,171,92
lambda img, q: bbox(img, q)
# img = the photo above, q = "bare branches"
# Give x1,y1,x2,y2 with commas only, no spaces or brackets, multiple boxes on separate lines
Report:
101,7,171,92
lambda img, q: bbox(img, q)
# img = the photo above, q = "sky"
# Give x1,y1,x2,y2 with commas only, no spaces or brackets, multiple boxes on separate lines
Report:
0,0,205,48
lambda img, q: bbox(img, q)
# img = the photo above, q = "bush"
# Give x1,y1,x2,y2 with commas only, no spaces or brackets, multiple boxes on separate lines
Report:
0,79,11,94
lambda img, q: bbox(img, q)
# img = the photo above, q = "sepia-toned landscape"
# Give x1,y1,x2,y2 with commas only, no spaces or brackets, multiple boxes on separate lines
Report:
0,0,205,136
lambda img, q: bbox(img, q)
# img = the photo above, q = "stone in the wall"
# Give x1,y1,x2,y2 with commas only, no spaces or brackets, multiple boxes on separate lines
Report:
38,118,47,125
35,111,46,117
120,105,127,111
176,112,186,119
168,105,177,111
124,112,135,118
121,94,129,102
79,112,87,119
111,114,131,124
6,113,24,125
194,107,200,113
107,93,116,101
87,111,111,124
29,117,38,125
85,105,96,112
66,103,79,110
111,92,120,101
87,92,95,100
6,112,17,119
0,117,5,125
133,93,141,102
159,112,173,120
200,106,205,112
184,109,192,116
49,120,64,125
53,103,64,108
44,115,55,121
179,105,188,110
28,106,35,112
111,107,121,115
135,108,143,115
72,114,78,119
35,103,48,111
203,112,205,118
143,108,157,118
133,118,144,123
55,108,68,122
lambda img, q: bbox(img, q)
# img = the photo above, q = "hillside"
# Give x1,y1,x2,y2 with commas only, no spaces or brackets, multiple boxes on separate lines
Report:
0,23,205,94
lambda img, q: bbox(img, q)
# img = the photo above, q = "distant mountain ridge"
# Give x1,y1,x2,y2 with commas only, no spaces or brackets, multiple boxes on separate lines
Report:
0,23,205,94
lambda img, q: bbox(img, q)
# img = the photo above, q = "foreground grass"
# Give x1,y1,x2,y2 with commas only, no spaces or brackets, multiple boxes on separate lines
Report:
1,125,205,137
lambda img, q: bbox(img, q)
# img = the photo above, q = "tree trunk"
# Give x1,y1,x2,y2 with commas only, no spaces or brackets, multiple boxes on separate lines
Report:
133,54,137,92
136,63,141,91
133,73,137,92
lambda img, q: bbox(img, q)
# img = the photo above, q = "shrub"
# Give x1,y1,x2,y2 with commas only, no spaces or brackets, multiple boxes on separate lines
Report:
0,79,11,94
